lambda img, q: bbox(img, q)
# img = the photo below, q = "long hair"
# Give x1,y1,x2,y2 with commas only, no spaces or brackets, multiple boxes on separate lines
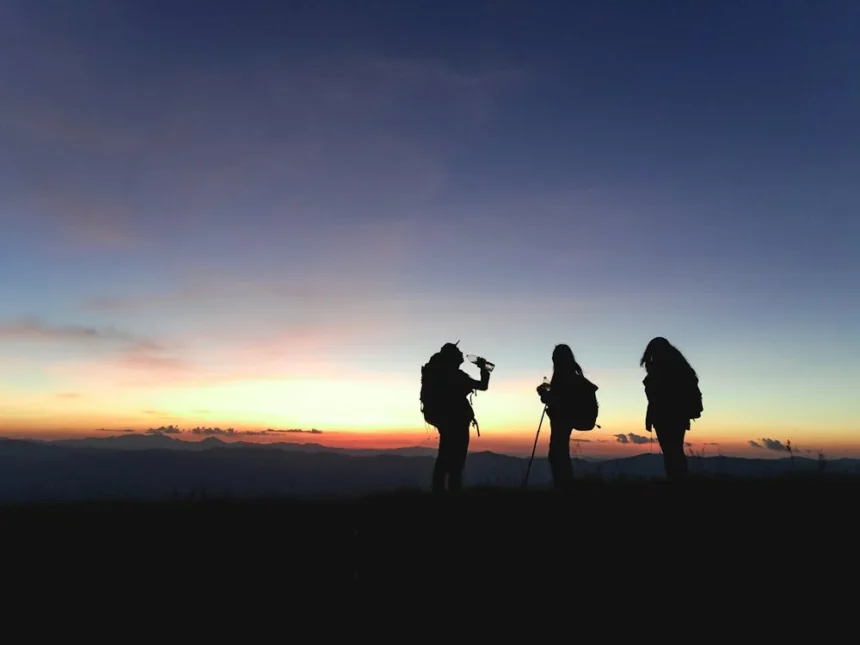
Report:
640,337,697,379
551,343,583,387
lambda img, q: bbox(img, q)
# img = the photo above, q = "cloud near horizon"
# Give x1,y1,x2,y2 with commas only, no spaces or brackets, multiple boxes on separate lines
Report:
748,438,789,452
614,433,652,445
144,426,323,437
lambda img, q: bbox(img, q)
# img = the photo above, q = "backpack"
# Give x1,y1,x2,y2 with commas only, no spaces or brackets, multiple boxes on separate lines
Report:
420,354,446,427
688,381,703,420
570,377,600,431
420,355,479,430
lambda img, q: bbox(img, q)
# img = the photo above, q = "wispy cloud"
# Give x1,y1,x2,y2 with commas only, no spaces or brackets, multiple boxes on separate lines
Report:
113,348,193,376
0,318,158,350
145,425,182,435
37,317,360,390
748,438,789,452
0,317,197,386
614,433,652,445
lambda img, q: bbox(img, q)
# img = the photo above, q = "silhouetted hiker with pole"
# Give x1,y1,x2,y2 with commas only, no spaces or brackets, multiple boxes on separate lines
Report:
640,337,703,481
526,344,599,491
420,341,492,494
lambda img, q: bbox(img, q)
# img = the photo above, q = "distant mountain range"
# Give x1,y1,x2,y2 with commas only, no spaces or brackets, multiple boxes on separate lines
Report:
46,432,441,456
0,434,858,503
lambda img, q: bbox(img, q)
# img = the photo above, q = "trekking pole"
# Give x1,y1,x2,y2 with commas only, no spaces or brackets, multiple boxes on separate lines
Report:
522,405,547,489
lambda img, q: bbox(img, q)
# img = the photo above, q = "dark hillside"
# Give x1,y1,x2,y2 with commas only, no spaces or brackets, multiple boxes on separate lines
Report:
4,475,857,600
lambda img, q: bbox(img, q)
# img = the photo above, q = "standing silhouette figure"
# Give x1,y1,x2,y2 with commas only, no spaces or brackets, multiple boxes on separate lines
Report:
536,344,599,491
640,337,703,480
420,342,491,494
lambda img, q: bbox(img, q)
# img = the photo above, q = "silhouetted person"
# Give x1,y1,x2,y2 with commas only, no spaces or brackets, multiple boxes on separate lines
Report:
640,337,703,481
537,344,599,491
420,342,491,494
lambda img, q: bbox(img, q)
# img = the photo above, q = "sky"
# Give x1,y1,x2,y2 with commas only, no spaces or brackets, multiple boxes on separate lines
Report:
1,0,858,459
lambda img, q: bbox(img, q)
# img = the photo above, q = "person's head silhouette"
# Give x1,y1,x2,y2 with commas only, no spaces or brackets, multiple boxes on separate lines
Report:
640,336,696,377
642,336,672,364
551,343,575,369
439,341,464,367
551,343,584,379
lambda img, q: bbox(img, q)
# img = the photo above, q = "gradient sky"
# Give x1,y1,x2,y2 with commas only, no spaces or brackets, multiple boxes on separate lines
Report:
1,0,858,458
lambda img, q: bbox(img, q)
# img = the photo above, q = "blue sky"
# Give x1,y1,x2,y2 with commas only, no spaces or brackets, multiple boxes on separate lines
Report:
0,0,858,454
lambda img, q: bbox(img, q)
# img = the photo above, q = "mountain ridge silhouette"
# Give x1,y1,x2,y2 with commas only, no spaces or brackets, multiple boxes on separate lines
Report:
0,434,857,504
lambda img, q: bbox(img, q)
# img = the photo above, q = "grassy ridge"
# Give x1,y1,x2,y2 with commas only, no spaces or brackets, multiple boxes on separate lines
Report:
4,474,856,595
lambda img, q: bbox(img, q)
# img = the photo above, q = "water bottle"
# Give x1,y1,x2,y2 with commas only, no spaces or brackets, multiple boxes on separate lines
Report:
465,354,495,373
537,376,550,401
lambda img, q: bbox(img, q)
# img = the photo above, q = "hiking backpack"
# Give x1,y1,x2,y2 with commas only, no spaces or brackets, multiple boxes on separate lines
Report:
570,377,600,431
420,355,445,427
688,381,703,420
420,355,480,432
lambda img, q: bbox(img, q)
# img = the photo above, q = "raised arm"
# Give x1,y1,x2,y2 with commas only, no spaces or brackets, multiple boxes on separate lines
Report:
459,365,490,392
643,375,655,431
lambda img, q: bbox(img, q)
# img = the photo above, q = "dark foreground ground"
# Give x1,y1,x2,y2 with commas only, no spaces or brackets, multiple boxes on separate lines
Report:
4,474,857,598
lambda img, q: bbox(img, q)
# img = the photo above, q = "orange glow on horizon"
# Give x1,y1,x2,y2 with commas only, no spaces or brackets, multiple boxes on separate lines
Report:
3,421,858,459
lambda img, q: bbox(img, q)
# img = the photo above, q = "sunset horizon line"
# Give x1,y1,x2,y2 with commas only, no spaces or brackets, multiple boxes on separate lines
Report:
3,426,857,460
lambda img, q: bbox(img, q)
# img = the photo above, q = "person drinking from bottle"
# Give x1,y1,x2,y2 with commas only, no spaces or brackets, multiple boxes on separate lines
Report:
420,342,492,494
536,344,599,492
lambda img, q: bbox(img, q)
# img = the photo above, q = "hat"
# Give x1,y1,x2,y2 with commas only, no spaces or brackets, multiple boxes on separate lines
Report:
440,340,461,356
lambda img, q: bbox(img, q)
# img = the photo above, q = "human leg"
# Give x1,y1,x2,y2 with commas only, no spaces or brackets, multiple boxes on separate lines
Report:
433,425,452,493
655,424,688,480
446,422,471,493
548,419,574,490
